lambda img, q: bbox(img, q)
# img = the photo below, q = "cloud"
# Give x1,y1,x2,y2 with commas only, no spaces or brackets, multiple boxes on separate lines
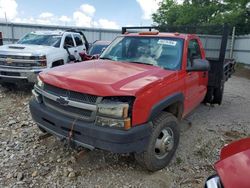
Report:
72,4,119,29
59,15,71,23
73,11,92,27
0,0,18,21
14,17,35,24
136,0,162,20
14,12,62,26
98,19,119,29
39,12,54,19
80,4,96,16
2,1,119,29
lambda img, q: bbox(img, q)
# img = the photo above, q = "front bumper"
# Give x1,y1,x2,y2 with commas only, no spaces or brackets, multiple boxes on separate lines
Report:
29,99,151,153
0,67,45,83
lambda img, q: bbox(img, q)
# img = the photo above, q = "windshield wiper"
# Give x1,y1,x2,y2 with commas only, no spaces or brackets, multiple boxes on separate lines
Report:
100,57,113,61
129,61,155,66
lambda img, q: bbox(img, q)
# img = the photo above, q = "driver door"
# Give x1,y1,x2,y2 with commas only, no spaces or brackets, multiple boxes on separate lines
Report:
184,38,204,114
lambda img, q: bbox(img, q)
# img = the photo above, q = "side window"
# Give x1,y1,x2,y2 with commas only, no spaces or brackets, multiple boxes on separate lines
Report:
73,34,83,46
187,39,202,67
64,34,74,48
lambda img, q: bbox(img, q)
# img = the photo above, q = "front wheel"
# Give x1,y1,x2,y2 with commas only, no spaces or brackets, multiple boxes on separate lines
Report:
134,112,180,171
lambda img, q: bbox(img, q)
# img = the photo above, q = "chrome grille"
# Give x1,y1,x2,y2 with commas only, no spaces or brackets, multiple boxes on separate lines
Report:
44,84,98,104
43,97,93,120
0,54,39,60
0,54,41,68
0,61,36,67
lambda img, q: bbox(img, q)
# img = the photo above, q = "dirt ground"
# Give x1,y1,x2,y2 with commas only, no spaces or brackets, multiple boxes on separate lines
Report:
0,74,250,188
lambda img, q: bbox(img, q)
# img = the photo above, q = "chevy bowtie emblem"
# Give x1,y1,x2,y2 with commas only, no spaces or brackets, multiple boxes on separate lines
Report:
6,58,12,64
56,96,69,106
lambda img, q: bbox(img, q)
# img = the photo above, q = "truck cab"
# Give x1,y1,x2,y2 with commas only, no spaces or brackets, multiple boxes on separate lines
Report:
29,29,233,171
0,30,89,86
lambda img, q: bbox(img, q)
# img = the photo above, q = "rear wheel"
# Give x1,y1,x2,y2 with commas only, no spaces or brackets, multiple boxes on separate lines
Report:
134,112,180,171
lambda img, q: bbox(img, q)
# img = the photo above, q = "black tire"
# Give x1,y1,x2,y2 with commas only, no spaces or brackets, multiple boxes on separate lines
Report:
134,112,180,172
213,82,224,105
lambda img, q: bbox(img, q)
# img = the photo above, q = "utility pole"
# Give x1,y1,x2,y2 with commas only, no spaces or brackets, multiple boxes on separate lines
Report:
0,6,10,43
229,26,236,59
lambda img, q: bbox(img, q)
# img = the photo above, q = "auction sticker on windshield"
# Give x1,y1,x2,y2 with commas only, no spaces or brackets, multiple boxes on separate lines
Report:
157,39,177,46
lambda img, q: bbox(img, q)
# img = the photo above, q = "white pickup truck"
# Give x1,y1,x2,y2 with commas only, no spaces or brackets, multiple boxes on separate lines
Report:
0,30,89,86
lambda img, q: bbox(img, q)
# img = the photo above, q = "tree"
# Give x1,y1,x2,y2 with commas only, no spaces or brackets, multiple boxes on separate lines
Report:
152,0,250,35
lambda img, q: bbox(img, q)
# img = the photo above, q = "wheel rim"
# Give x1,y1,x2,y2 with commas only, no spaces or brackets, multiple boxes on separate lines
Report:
154,128,174,159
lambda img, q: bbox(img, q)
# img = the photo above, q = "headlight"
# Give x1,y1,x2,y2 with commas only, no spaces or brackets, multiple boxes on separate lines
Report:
95,116,131,130
96,99,133,130
30,55,47,67
37,55,47,67
97,102,129,118
36,76,44,88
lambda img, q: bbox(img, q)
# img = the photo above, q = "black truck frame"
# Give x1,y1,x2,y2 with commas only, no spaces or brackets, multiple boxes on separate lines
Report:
122,25,236,105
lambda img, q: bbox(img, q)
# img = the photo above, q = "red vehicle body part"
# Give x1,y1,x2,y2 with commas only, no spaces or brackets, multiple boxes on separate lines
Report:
215,138,250,188
79,51,99,61
39,33,208,126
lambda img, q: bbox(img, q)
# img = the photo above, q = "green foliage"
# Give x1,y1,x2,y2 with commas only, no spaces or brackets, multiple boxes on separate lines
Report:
152,0,250,35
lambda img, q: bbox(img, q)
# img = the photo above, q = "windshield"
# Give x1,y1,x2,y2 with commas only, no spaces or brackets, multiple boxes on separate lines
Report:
100,36,184,70
17,33,62,47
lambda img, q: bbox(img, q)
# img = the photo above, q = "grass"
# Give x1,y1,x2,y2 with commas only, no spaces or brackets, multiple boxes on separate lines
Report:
176,157,183,165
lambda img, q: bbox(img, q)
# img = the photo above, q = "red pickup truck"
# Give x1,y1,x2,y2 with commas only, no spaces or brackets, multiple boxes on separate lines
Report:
29,26,235,171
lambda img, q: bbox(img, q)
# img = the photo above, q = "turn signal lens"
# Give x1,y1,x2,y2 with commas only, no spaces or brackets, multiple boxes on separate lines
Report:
124,118,131,130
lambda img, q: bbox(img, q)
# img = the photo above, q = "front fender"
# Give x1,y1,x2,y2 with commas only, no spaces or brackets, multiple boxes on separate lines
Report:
148,92,184,121
46,49,68,67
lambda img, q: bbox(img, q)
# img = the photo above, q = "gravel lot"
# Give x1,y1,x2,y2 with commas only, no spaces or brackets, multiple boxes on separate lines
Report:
0,75,250,188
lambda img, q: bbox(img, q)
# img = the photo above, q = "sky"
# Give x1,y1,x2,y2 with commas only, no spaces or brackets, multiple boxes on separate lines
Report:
0,0,164,29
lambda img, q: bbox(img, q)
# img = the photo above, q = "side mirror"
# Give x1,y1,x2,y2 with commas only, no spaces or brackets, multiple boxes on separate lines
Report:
204,175,223,188
187,59,210,72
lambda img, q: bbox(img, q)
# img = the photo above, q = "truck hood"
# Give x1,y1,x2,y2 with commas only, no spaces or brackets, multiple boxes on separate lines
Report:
40,60,175,96
0,44,56,56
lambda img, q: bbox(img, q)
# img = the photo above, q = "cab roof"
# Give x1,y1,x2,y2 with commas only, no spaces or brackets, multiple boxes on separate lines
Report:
31,30,64,35
31,30,80,36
